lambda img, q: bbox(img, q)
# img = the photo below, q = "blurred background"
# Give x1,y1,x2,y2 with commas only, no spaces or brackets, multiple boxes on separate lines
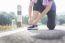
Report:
0,0,65,31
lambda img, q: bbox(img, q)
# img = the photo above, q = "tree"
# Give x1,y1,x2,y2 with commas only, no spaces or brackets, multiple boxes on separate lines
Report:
0,12,17,25
56,15,65,25
22,16,28,24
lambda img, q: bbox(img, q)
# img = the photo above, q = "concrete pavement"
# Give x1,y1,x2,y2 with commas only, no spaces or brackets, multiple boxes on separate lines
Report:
0,28,65,43
0,25,65,43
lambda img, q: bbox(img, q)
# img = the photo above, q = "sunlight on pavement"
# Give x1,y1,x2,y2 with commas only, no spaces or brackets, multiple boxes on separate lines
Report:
0,25,65,37
38,25,65,30
0,27,27,37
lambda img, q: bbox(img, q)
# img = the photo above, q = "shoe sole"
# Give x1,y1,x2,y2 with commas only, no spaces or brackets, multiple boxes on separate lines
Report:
27,26,38,30
28,29,38,30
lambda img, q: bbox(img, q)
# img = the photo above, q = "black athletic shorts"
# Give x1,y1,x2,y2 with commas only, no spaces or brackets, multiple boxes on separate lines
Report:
33,4,45,13
33,0,56,13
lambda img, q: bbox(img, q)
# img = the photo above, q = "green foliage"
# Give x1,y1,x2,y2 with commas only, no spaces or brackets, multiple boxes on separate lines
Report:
22,14,65,25
22,16,28,24
56,15,65,25
41,15,65,25
0,12,17,25
41,16,47,24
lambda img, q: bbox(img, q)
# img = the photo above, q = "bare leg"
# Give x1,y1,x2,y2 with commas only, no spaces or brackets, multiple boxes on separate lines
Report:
32,13,42,24
29,11,40,25
28,11,40,30
31,12,46,24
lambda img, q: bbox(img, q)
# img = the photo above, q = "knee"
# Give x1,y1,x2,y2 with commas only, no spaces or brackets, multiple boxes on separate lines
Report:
47,24,56,30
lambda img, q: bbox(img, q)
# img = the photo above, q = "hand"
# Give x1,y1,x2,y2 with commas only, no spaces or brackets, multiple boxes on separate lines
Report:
41,12,46,17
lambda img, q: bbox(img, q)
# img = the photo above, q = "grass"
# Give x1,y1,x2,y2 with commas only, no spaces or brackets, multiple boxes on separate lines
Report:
0,25,17,31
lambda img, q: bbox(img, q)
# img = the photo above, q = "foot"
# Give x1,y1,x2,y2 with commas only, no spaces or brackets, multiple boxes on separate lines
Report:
28,25,38,30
